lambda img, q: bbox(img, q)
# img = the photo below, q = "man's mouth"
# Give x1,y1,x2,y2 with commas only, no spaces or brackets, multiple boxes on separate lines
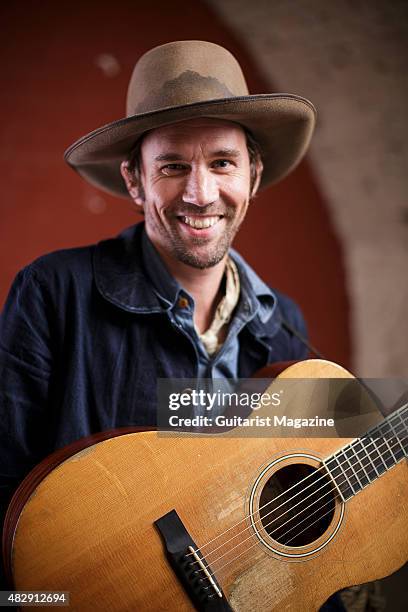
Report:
178,215,223,229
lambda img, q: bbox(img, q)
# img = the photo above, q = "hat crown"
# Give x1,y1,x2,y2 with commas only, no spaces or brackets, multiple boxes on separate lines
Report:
126,40,249,116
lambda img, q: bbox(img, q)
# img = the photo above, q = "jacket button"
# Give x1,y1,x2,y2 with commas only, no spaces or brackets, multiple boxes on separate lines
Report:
177,296,189,309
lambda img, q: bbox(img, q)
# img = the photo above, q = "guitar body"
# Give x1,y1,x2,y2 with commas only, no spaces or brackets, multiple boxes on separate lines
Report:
3,361,408,611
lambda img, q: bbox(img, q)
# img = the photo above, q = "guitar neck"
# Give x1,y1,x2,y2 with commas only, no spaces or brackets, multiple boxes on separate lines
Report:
323,403,408,502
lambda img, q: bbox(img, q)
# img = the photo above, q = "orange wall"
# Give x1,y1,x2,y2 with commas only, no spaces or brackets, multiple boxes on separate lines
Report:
0,0,350,367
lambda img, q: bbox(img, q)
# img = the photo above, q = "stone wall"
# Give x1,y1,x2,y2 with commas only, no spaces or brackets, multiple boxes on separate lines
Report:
208,0,408,376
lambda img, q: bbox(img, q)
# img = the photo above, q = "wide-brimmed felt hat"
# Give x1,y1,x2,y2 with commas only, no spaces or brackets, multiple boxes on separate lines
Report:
64,40,316,198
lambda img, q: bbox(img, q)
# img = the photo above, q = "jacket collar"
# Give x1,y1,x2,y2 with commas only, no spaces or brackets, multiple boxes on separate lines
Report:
93,222,282,337
229,249,281,338
93,223,166,313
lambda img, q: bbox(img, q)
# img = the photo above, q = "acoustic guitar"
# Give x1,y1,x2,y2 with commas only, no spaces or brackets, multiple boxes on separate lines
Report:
2,359,408,611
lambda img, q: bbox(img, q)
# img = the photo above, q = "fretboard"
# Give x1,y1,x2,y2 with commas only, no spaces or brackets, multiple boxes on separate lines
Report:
323,402,408,501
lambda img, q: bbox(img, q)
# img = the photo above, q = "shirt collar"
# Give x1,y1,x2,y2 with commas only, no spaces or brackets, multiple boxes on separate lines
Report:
229,248,277,325
93,222,280,336
141,231,278,325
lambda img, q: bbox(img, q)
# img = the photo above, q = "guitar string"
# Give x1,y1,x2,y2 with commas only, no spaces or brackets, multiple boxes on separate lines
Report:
228,428,408,551
268,489,334,543
186,409,408,559
204,432,408,569
189,432,407,577
215,495,337,576
202,475,335,567
285,502,335,545
187,405,408,558
198,434,405,571
215,427,406,565
189,432,408,571
216,482,353,576
210,504,333,577
202,434,407,577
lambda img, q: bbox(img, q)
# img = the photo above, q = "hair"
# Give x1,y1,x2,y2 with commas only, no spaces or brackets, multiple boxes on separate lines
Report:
125,125,262,196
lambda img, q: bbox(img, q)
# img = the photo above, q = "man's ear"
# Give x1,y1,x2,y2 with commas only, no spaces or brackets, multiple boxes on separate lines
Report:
120,161,145,207
250,155,264,198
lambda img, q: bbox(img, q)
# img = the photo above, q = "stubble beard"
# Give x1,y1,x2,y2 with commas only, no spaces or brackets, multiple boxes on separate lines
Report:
145,200,249,269
169,204,248,269
170,232,232,269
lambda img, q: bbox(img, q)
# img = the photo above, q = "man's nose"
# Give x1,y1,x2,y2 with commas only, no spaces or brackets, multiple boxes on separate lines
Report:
182,167,218,206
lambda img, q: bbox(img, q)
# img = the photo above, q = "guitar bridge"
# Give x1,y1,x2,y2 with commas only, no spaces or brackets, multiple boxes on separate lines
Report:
154,509,232,611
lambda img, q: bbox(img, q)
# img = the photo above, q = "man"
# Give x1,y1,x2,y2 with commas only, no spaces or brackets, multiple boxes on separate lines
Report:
1,41,346,608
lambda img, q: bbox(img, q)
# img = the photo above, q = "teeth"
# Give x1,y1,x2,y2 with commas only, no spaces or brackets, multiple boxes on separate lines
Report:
182,216,220,229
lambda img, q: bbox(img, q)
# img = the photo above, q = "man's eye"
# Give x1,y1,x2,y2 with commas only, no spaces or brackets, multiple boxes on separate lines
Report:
161,164,187,174
212,159,232,169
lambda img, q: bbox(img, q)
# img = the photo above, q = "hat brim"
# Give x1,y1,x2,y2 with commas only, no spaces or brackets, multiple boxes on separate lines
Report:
64,94,316,198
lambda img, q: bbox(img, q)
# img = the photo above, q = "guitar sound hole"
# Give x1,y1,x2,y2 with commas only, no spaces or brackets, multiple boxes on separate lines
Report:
258,463,335,547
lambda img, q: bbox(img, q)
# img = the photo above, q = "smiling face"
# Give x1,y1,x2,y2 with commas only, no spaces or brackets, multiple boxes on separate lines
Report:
121,118,262,271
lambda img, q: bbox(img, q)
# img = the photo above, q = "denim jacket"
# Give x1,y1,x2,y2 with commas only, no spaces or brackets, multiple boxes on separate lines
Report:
0,222,308,587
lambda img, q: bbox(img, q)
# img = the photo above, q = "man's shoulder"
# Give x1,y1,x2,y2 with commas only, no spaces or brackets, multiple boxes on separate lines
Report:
19,223,143,285
230,248,304,322
272,287,303,318
23,244,95,286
